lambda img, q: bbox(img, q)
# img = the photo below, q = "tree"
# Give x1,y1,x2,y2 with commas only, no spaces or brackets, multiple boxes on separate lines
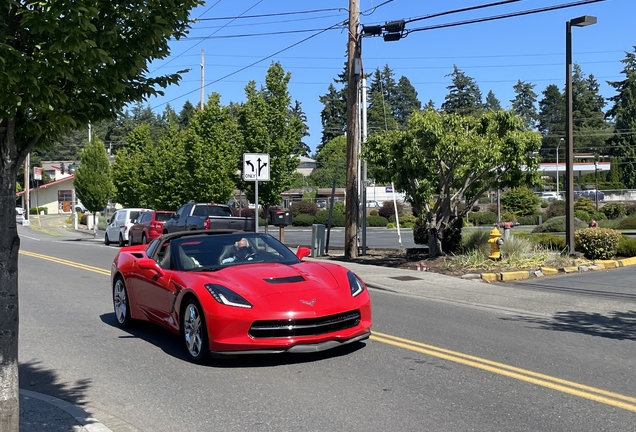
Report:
606,47,636,188
0,1,200,428
394,76,421,126
511,80,539,130
537,84,565,156
74,138,114,229
485,90,502,111
441,65,483,116
290,100,311,157
363,109,541,257
318,60,348,149
178,100,196,129
308,135,347,188
571,64,610,153
111,125,151,208
237,62,303,208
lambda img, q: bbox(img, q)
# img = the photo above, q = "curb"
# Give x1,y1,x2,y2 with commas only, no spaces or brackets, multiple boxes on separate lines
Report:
20,389,113,432
474,256,636,282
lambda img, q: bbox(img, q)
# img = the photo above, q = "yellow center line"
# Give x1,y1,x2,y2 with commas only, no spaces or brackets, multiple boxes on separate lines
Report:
19,251,636,412
19,250,111,276
371,332,636,412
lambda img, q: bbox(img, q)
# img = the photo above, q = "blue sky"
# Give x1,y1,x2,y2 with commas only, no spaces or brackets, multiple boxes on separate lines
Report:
146,0,634,155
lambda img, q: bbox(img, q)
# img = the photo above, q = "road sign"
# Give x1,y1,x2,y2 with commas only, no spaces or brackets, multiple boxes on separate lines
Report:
33,167,42,180
243,153,269,181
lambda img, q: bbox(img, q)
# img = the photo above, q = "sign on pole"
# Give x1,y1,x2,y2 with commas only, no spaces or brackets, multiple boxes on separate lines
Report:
33,167,42,181
243,153,270,181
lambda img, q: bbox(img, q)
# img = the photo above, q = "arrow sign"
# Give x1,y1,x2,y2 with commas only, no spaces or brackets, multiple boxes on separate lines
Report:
243,153,269,181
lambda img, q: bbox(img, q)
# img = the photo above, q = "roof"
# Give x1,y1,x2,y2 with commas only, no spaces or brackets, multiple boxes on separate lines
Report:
16,174,75,196
298,155,315,163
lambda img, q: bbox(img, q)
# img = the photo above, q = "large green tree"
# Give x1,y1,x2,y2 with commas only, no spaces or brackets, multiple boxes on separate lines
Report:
537,84,565,157
485,90,502,111
237,62,303,208
0,1,199,428
364,109,541,257
441,65,484,116
74,138,114,230
112,124,151,208
318,61,348,149
571,64,610,153
290,100,311,157
308,135,347,188
511,80,539,130
606,47,636,187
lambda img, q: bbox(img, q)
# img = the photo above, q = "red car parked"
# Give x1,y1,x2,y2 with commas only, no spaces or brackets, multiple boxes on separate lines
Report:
128,210,175,245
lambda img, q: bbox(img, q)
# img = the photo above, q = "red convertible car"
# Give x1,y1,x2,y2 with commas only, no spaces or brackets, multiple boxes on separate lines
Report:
111,230,372,362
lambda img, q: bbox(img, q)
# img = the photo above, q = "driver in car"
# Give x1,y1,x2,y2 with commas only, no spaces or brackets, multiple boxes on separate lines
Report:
221,238,254,264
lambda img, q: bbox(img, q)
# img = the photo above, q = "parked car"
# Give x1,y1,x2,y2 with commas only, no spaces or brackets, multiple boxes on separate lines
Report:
104,208,147,247
574,190,605,201
366,200,381,208
128,210,175,245
162,203,255,234
110,230,372,362
15,207,25,216
537,192,560,201
74,201,87,213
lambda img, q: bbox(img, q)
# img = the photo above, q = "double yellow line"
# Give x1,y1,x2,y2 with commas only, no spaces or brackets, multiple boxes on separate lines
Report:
19,250,636,412
372,331,636,412
19,250,111,276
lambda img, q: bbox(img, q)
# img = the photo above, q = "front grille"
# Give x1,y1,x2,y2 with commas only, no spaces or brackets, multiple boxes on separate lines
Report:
249,310,361,338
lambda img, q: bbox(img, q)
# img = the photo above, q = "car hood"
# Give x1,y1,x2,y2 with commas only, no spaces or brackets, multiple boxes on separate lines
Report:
186,261,344,298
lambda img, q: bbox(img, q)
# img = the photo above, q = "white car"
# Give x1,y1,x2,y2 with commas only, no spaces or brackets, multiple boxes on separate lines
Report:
15,207,25,216
104,208,146,247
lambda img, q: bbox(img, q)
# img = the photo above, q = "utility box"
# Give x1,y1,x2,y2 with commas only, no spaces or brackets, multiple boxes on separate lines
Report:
272,210,292,227
311,224,325,257
536,215,542,226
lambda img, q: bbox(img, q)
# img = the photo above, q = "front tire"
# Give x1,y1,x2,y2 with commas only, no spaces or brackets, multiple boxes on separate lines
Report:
104,233,110,246
181,299,209,363
128,234,134,246
113,277,132,327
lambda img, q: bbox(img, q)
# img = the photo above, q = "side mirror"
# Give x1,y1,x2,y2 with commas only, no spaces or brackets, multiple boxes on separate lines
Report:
171,213,178,219
106,218,111,224
296,247,311,260
137,258,164,276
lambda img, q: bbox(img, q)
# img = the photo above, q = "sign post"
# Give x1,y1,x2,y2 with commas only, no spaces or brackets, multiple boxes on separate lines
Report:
243,153,270,233
33,167,42,227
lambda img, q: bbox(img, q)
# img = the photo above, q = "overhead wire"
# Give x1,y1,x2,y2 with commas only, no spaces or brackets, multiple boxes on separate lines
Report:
197,8,346,21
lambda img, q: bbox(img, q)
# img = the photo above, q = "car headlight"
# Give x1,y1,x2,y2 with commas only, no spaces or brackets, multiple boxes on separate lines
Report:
205,284,253,308
346,271,365,297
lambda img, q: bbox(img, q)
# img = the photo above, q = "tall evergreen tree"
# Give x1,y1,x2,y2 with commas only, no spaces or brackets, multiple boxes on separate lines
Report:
112,125,151,208
537,84,565,155
318,61,348,149
571,64,610,153
511,80,539,130
484,90,502,111
441,65,483,116
178,100,196,129
394,76,421,126
290,100,311,157
367,65,398,133
606,47,636,188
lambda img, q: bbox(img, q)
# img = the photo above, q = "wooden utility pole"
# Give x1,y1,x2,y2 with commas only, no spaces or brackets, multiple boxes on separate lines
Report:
345,0,360,258
200,49,205,110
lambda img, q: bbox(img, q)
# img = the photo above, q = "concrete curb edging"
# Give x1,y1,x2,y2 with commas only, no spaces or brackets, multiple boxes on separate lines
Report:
475,255,636,282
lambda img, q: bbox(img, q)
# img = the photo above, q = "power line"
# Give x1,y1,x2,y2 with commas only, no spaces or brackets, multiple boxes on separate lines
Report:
405,0,522,24
193,13,345,29
196,8,346,21
182,27,346,40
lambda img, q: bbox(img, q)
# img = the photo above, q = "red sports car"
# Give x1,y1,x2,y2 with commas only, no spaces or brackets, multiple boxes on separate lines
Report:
110,230,372,362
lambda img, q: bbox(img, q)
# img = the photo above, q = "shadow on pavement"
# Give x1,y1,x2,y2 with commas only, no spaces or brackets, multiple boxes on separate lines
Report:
19,360,91,406
503,310,636,340
100,312,367,367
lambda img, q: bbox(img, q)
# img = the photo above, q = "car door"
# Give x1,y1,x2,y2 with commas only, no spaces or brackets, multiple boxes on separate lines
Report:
107,210,123,242
129,212,147,244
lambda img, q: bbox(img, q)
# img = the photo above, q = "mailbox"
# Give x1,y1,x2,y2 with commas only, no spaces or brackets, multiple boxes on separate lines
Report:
272,210,292,226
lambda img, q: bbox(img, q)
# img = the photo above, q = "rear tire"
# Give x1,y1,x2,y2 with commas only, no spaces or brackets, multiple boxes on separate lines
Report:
181,299,209,363
104,233,110,246
118,234,125,247
128,234,134,246
113,277,132,327
141,233,147,244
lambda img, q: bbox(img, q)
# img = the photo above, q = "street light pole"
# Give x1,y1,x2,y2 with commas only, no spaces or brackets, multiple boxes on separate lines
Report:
565,15,596,255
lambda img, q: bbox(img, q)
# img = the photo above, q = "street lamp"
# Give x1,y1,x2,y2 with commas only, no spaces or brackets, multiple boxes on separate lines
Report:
565,15,596,255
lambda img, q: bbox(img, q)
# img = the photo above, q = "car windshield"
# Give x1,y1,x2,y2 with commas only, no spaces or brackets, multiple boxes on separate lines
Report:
155,212,173,222
170,233,301,271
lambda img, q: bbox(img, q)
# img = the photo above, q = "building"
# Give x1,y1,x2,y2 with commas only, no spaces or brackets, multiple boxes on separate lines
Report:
295,155,316,176
16,175,79,214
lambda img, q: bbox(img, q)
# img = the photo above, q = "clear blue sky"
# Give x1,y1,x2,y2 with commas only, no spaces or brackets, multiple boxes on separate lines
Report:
146,0,634,155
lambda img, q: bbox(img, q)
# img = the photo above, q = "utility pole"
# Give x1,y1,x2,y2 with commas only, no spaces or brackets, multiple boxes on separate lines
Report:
345,0,360,259
200,49,205,110
360,72,368,255
24,153,30,221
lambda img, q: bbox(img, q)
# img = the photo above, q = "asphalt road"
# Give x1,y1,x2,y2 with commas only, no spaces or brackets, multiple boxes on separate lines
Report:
16,227,636,431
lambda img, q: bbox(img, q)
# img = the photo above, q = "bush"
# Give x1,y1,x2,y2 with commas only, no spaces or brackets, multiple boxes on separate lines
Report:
574,197,595,215
601,203,627,220
516,215,537,226
545,201,565,219
369,210,378,216
386,222,396,229
540,201,549,209
501,210,517,222
616,217,636,230
29,206,48,215
366,215,389,227
501,186,539,216
575,227,622,259
292,214,315,226
532,216,587,233
388,213,416,227
592,211,607,221
627,203,636,216
314,210,344,227
500,236,533,259
289,201,317,217
574,210,590,223
378,200,403,219
617,235,636,257
468,211,497,226
528,233,566,251
461,229,491,254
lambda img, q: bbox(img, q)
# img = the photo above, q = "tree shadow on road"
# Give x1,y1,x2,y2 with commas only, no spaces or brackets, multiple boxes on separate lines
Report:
19,360,91,406
503,310,636,340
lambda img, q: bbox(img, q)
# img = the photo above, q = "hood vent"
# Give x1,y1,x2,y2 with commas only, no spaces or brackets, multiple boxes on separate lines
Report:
263,275,306,284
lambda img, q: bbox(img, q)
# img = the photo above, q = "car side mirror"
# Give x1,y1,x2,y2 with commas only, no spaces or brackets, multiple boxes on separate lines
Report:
296,247,311,260
171,213,178,219
106,218,111,224
137,258,164,276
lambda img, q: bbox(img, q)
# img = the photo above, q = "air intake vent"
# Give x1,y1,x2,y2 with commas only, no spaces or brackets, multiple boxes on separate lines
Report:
262,275,306,284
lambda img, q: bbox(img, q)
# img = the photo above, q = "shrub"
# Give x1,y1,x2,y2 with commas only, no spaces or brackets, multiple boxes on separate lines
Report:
501,210,517,222
574,197,595,215
366,215,389,227
468,211,497,226
332,202,346,215
501,186,539,216
500,235,533,259
616,217,636,230
292,214,314,227
545,200,565,219
601,203,627,220
529,233,566,251
97,215,108,231
592,211,607,221
461,229,491,254
369,210,378,216
532,216,587,233
575,227,622,259
289,201,317,217
517,215,537,226
617,235,636,257
378,200,403,219
386,222,396,229
314,210,344,227
574,210,590,223
540,201,549,209
627,203,636,216
29,207,48,215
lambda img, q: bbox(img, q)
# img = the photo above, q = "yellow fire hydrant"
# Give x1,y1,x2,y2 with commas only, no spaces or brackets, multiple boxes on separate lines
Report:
488,227,504,260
